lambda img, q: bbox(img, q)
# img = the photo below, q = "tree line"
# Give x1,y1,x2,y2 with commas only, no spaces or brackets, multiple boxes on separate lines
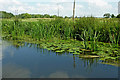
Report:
0,11,63,19
17,13,63,19
1,11,120,19
103,13,120,18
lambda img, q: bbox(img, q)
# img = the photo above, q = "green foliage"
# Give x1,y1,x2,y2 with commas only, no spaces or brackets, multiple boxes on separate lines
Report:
18,13,60,19
18,13,32,19
1,17,120,51
0,11,60,19
0,11,14,18
103,13,111,18
65,16,68,18
111,14,115,18
50,15,57,18
116,14,120,18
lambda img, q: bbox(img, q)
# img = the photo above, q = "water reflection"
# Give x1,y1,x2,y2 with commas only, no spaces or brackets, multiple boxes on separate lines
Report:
10,42,99,69
2,40,118,78
81,58,99,73
0,38,2,79
2,41,103,70
3,63,31,78
40,71,86,78
40,71,69,78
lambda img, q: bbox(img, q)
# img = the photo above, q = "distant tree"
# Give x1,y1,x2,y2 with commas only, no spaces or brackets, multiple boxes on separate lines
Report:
58,16,63,18
0,11,14,18
111,14,115,18
0,11,65,19
75,16,78,18
116,14,120,18
50,16,54,18
35,15,41,18
50,15,57,18
44,14,50,18
31,14,35,18
20,13,31,19
65,16,68,18
103,13,110,18
31,14,43,18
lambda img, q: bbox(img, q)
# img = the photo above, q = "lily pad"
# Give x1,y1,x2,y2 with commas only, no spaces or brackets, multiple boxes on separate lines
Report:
80,55,100,58
67,49,74,53
73,52,80,55
46,47,55,50
56,50,65,53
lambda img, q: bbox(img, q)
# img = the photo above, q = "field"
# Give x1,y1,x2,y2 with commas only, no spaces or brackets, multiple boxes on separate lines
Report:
1,17,120,65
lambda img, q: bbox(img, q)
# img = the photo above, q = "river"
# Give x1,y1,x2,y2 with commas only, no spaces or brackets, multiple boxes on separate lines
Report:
1,39,119,78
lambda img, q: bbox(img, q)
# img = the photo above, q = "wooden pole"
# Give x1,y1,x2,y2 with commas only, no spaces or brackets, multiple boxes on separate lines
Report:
57,3,59,17
73,0,75,21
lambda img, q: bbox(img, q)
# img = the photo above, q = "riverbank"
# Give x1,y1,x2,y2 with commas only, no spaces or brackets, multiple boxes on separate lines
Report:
1,18,120,66
2,35,120,66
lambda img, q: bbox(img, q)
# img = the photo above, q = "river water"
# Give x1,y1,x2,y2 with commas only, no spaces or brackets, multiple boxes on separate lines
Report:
1,40,119,78
0,38,2,79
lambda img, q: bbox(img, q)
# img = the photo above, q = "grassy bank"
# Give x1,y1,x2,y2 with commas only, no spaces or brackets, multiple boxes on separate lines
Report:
1,17,120,63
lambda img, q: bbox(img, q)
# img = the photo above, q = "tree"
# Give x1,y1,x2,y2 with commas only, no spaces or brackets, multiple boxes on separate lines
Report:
44,14,50,18
111,14,115,18
58,16,63,18
116,14,120,18
65,16,68,18
103,13,110,18
0,11,14,18
50,15,57,18
75,16,78,18
19,13,31,19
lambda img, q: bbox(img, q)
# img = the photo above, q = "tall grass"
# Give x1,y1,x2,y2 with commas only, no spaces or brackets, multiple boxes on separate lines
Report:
1,18,74,40
74,17,120,49
1,17,120,51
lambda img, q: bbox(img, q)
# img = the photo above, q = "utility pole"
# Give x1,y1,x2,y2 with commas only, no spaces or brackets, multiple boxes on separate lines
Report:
15,10,18,25
57,3,59,17
73,0,75,21
15,10,18,15
118,1,120,14
15,10,18,18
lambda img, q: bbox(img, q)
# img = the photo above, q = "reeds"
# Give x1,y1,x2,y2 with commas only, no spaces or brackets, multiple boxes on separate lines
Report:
1,17,120,50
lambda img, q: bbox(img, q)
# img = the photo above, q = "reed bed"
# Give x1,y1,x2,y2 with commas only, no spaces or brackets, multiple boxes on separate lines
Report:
1,17,120,49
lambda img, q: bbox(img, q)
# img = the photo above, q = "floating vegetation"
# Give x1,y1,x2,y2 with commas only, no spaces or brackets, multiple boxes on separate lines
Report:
79,55,100,58
56,50,65,53
99,62,120,67
5,38,120,65
73,52,80,55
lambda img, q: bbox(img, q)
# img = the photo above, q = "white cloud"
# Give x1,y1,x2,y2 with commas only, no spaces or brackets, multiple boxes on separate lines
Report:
0,0,119,17
36,3,59,15
76,0,118,17
12,0,22,5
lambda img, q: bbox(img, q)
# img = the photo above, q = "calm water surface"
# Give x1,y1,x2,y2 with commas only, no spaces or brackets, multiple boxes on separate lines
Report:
2,40,119,78
0,38,2,79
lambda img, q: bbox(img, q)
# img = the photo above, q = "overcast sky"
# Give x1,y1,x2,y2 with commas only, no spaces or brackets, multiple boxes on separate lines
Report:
0,0,119,17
